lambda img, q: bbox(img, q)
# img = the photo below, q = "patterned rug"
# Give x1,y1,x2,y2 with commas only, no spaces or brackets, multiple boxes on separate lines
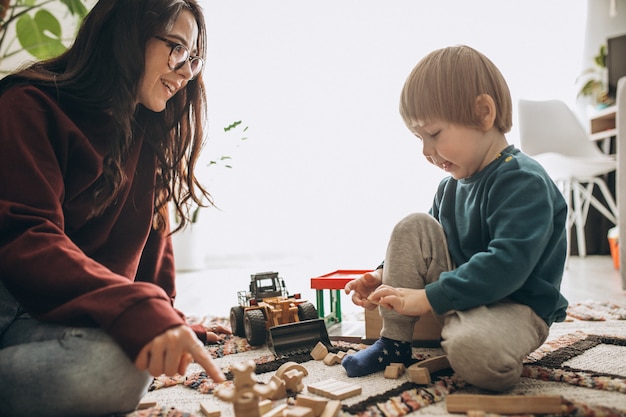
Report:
565,300,626,321
129,302,626,417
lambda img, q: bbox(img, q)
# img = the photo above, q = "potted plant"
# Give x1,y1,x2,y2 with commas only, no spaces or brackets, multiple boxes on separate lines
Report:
171,120,249,271
577,44,610,108
0,0,90,74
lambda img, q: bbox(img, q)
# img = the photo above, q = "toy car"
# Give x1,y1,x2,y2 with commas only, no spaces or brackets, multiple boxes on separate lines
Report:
230,271,319,346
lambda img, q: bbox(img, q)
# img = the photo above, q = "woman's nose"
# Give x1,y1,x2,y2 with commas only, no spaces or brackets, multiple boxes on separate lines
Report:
177,59,194,80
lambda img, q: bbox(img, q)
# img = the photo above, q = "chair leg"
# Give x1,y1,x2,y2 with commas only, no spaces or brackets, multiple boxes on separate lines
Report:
556,177,617,260
559,180,573,266
572,181,587,258
589,178,618,224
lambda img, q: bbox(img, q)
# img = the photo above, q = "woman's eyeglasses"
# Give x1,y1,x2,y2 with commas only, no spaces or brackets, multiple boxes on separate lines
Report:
154,36,204,80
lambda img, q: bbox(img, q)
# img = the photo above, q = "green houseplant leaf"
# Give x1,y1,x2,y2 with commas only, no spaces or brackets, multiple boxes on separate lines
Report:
59,0,88,17
1,0,91,73
15,9,65,59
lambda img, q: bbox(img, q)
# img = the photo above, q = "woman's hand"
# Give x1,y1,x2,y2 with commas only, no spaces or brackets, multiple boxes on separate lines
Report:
344,269,383,310
366,285,432,317
135,325,225,382
205,322,232,344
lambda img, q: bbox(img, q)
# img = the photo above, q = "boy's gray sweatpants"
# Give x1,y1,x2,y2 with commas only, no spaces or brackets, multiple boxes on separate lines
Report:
379,212,549,392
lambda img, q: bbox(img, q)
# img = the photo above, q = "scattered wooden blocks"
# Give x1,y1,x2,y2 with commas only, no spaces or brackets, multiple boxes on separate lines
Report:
310,342,329,360
268,375,287,400
319,400,341,417
259,397,340,417
446,394,563,414
407,366,431,384
283,405,314,417
295,395,327,416
322,352,341,366
199,401,221,417
259,399,273,415
407,355,450,384
274,362,308,395
216,360,281,416
136,400,157,410
384,363,405,379
275,362,309,378
283,368,306,393
415,355,450,373
311,342,356,366
307,379,362,400
262,403,288,417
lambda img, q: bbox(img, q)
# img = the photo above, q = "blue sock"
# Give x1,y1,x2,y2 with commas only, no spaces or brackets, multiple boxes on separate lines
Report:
342,337,412,377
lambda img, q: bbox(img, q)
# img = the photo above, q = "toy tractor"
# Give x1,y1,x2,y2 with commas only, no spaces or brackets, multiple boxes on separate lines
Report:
230,271,319,347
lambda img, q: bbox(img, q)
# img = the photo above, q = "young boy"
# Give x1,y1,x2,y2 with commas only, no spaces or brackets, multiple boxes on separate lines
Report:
342,45,569,392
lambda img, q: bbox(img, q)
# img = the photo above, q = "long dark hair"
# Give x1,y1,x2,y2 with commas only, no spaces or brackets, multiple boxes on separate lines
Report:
0,0,210,232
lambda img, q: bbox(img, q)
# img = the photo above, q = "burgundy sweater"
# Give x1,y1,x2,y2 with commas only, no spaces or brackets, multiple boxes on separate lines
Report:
0,85,205,360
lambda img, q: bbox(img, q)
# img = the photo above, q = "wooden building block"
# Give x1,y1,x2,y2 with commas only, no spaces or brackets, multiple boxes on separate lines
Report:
296,395,327,416
407,365,430,384
415,355,450,373
407,355,450,384
199,401,221,417
466,411,485,417
322,352,341,366
276,362,309,378
283,405,314,417
307,379,362,400
259,399,273,415
136,400,157,410
262,404,288,417
365,308,442,345
283,368,306,393
310,342,329,360
319,400,341,417
446,394,563,414
384,363,405,379
268,375,287,400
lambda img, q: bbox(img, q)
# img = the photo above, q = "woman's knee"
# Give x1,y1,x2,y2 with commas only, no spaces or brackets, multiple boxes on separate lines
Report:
0,327,152,417
60,329,152,411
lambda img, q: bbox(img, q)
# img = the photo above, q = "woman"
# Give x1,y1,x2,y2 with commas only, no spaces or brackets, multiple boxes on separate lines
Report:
0,1,228,416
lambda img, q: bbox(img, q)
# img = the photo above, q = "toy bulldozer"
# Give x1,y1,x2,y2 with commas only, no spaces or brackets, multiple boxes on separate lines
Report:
230,272,328,356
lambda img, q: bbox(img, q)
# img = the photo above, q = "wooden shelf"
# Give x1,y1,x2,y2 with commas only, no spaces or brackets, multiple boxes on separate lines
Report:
590,128,617,142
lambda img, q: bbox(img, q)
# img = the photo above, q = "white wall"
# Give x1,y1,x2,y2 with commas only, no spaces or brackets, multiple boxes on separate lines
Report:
196,1,587,270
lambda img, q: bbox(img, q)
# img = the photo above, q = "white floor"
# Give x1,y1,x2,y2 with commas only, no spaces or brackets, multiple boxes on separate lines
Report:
174,254,626,320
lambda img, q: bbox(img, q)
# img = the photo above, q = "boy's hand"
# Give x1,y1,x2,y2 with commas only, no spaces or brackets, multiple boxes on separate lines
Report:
135,325,226,382
367,285,432,317
344,269,382,310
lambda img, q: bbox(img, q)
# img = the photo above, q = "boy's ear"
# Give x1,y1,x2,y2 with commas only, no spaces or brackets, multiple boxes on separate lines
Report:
474,94,496,130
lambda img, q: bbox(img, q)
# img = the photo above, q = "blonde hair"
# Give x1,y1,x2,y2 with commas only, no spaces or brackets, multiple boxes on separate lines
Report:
399,45,512,134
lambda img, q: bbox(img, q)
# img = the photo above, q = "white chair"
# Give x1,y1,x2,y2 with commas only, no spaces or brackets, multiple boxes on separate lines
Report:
518,99,618,258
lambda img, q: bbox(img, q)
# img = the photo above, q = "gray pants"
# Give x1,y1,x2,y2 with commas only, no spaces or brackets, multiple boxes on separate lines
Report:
380,213,549,391
0,281,152,417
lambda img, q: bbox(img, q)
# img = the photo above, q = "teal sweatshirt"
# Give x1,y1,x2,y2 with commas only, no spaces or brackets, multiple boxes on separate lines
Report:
426,145,569,325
